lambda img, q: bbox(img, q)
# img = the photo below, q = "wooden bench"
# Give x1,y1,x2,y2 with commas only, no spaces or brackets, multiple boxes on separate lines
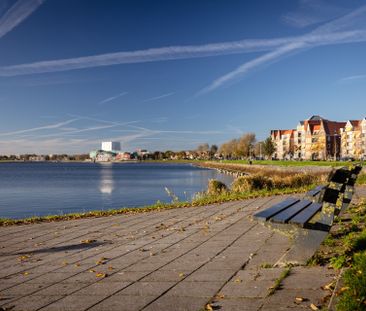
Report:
253,164,363,265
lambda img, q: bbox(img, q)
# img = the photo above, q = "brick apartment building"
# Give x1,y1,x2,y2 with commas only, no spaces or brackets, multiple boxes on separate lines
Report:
271,115,366,160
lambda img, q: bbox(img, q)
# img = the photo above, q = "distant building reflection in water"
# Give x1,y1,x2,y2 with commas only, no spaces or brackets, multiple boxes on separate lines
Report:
99,163,114,194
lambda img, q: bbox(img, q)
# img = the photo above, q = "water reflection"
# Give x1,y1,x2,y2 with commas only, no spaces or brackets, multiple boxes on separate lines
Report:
99,164,114,194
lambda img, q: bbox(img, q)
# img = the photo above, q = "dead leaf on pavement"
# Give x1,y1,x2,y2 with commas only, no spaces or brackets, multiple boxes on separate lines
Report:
205,303,213,311
295,297,307,303
96,273,107,278
310,303,319,310
81,239,96,244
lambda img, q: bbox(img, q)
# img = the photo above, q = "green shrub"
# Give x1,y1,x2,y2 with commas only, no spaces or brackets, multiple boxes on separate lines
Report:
337,253,366,311
330,255,348,269
207,179,228,195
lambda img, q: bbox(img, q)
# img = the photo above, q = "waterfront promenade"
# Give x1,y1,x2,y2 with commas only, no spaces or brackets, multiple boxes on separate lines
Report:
1,190,359,311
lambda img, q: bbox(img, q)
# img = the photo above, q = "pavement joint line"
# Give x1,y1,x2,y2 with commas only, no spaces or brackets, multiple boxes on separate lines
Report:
0,207,188,259
83,199,272,311
0,210,188,270
204,230,277,311
0,210,149,240
0,206,187,252
35,198,267,311
0,201,229,268
0,199,251,308
138,223,261,311
0,202,232,282
88,196,279,311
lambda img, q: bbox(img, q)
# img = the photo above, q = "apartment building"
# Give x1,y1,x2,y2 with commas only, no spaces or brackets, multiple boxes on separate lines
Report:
271,115,346,160
271,129,295,160
340,118,366,160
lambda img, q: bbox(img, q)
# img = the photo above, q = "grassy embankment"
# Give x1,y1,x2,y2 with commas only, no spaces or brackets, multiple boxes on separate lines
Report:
221,159,349,167
0,169,324,226
308,198,366,310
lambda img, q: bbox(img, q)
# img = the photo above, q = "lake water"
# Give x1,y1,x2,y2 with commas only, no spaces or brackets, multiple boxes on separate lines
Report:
0,162,233,219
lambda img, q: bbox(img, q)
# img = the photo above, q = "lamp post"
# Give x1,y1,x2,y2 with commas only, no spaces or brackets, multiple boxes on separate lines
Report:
334,130,339,161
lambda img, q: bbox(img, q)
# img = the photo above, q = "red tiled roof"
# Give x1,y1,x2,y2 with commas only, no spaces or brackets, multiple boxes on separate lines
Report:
349,120,362,129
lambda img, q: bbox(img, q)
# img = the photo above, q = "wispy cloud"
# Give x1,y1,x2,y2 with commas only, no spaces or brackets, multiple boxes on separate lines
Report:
97,92,128,105
1,4,366,95
0,0,45,40
141,92,175,103
0,29,364,78
0,118,79,137
198,42,306,95
282,0,347,28
338,74,366,83
0,114,231,154
198,5,366,94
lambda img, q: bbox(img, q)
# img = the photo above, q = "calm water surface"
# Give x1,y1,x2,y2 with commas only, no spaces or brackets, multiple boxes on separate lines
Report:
0,162,233,219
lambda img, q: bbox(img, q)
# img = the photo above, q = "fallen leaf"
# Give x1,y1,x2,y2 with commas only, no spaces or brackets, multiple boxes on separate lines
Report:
22,272,29,276
96,273,107,278
18,255,31,262
234,278,242,283
89,269,96,273
74,263,81,267
310,303,319,310
323,282,334,291
339,286,349,293
107,266,114,271
178,272,185,278
295,297,305,302
205,304,213,311
81,239,96,244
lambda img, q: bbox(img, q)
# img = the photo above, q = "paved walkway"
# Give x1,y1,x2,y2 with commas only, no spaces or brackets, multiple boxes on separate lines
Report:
0,193,345,311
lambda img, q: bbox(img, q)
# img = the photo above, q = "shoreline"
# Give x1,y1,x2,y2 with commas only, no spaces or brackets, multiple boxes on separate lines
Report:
0,185,313,226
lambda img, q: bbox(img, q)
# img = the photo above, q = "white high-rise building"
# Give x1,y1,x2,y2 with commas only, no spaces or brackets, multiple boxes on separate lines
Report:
101,141,121,152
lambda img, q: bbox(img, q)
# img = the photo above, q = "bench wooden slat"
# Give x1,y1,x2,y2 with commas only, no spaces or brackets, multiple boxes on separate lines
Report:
306,185,325,197
253,197,299,221
288,202,322,227
271,199,312,224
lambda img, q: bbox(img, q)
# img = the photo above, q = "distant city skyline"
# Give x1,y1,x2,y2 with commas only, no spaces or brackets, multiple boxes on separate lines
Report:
0,0,366,154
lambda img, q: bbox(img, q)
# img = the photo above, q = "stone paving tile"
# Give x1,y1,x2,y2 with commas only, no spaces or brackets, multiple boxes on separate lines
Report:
102,270,148,282
40,294,109,311
36,282,89,296
73,281,132,297
1,295,65,311
1,195,318,311
184,268,234,282
142,270,192,282
0,282,48,297
143,295,209,311
280,266,337,290
88,295,157,311
211,297,263,311
221,278,274,298
116,281,175,296
262,288,331,310
164,281,223,298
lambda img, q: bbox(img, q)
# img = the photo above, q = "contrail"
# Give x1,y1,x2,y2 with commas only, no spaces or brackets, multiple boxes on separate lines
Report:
0,30,365,78
0,0,45,40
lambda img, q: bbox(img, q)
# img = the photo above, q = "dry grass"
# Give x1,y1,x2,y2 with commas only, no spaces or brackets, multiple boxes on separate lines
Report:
231,173,323,192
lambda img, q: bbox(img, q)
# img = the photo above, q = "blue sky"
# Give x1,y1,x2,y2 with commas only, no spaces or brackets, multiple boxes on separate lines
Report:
0,0,366,154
